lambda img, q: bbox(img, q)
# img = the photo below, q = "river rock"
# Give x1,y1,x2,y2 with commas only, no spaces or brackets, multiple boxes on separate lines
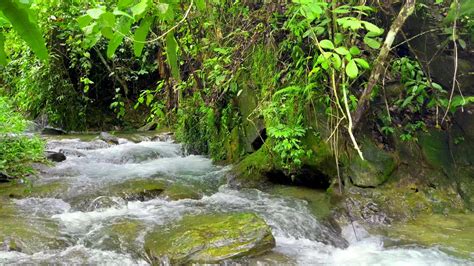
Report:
99,132,119,145
144,213,275,264
41,126,67,135
107,179,167,201
58,148,86,157
0,172,12,183
347,138,398,188
45,151,66,162
161,183,202,200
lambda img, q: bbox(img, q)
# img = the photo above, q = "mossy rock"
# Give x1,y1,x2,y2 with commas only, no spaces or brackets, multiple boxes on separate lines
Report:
301,130,336,178
225,127,243,163
144,213,275,264
107,179,167,201
161,183,202,200
0,200,66,254
269,185,332,219
229,147,274,188
85,219,146,256
346,138,398,187
418,130,453,172
0,181,67,199
382,213,474,259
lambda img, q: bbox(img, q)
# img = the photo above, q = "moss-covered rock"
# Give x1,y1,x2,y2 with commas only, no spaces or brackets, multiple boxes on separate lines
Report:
144,212,275,264
86,219,146,256
229,147,274,188
161,182,202,200
269,185,332,219
107,179,167,201
301,130,336,178
0,200,65,254
0,181,67,199
346,138,398,187
382,213,474,259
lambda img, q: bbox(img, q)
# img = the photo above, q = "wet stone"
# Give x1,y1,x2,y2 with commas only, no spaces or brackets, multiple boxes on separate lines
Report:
144,212,275,265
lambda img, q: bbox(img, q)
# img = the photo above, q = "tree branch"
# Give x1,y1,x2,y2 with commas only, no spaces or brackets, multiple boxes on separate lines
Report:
352,0,416,129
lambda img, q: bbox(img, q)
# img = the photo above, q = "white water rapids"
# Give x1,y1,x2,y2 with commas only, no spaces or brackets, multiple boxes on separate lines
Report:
0,136,470,265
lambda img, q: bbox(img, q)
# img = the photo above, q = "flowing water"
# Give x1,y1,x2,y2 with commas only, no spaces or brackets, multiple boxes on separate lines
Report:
0,135,471,265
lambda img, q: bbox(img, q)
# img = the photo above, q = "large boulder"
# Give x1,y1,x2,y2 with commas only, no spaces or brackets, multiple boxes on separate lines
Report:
144,213,275,264
346,139,398,187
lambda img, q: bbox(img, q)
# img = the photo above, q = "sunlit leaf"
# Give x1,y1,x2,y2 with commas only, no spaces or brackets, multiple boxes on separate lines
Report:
0,0,48,61
346,59,359,79
319,39,334,50
133,16,153,57
166,31,180,79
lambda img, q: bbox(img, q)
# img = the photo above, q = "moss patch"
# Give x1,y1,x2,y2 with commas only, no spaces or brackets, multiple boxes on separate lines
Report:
0,181,67,199
230,146,274,188
144,212,275,264
0,199,65,254
382,213,474,259
107,179,167,201
346,138,398,188
162,183,202,200
269,185,332,219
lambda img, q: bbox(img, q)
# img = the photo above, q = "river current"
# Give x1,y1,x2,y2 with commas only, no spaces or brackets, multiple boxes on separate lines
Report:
0,136,470,265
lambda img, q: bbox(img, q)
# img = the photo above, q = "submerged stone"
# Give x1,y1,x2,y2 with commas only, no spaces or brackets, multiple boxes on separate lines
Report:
161,182,202,200
144,212,275,264
107,179,167,201
0,181,67,199
382,213,474,259
0,200,66,254
99,132,119,145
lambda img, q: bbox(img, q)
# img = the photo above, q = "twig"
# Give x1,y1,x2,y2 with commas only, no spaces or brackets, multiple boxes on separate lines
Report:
442,0,459,124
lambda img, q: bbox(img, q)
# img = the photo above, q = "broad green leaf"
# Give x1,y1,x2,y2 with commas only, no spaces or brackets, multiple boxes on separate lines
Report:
100,12,115,28
334,33,344,46
77,14,93,29
133,17,153,57
334,46,349,55
319,39,334,50
131,0,150,20
332,53,342,70
166,31,180,79
349,46,361,55
346,59,359,79
87,8,105,19
0,0,48,61
113,8,134,20
107,16,132,58
354,58,370,69
337,17,362,30
101,26,114,39
0,32,7,65
118,0,134,9
363,21,384,36
363,36,381,49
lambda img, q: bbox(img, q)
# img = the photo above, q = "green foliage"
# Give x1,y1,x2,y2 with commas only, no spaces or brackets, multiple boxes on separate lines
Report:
0,97,44,178
0,0,48,64
264,85,313,174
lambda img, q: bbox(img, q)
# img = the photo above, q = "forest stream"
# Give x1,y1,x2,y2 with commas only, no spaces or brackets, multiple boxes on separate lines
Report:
0,134,471,265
